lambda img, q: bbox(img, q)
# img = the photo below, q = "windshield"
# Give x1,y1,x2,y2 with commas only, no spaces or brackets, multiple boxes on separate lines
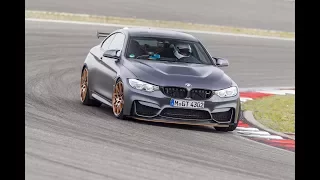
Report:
125,37,214,65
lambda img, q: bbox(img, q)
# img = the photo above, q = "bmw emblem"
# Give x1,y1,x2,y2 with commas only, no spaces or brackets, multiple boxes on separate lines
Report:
185,83,191,87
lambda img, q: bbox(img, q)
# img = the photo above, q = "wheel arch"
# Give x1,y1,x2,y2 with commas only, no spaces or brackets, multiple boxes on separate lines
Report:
82,63,88,72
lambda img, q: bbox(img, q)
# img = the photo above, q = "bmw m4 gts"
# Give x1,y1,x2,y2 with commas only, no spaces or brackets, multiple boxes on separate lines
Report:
80,27,241,131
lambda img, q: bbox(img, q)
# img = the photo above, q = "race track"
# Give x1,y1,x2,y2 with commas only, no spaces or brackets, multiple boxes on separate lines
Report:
25,0,295,32
25,20,295,180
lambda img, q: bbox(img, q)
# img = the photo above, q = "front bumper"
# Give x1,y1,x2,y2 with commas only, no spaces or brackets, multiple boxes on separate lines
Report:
122,80,241,127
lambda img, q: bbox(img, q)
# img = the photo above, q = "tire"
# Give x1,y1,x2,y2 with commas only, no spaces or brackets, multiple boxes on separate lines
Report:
112,79,126,119
214,104,241,132
80,67,102,107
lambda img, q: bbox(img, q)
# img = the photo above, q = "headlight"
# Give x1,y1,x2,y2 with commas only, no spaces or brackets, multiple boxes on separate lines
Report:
128,79,159,92
215,86,238,97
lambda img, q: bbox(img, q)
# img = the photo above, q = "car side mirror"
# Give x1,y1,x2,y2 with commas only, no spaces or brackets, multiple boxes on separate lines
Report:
214,57,229,67
103,49,120,59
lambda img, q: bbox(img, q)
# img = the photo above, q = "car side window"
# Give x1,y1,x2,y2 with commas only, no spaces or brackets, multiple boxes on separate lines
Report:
101,34,116,51
108,33,125,51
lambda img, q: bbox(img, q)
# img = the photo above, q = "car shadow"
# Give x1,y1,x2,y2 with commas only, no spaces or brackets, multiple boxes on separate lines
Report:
98,105,228,134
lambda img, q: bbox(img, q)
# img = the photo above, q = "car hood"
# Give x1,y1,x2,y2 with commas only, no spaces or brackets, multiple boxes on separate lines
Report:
122,59,233,90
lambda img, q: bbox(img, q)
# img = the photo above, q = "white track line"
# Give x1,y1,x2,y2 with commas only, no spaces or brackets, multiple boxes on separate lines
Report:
257,90,295,95
280,90,295,95
25,18,295,41
235,127,259,131
236,127,284,140
237,131,270,136
239,87,295,92
240,97,253,102
258,91,286,95
257,90,284,95
242,134,284,140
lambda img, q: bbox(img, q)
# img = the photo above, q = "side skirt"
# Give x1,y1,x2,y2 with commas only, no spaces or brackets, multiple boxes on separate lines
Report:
91,92,113,107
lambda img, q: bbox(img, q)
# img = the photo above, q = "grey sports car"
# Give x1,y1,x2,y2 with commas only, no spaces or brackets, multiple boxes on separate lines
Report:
80,27,241,131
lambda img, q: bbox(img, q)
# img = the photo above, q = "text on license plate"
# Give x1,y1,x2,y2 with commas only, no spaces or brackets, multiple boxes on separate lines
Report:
170,99,205,108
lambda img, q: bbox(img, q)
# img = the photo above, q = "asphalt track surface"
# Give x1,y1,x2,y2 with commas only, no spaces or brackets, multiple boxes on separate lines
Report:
25,21,295,180
25,0,295,32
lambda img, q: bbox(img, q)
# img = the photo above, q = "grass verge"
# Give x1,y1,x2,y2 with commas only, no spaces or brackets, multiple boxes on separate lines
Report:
242,95,295,133
25,10,294,39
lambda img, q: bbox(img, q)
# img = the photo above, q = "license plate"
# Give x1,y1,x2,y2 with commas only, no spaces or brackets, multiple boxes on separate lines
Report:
170,99,205,108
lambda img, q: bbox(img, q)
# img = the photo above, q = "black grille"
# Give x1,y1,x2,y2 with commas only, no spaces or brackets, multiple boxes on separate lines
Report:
160,108,211,120
161,87,188,99
190,89,213,100
135,101,160,117
211,109,233,122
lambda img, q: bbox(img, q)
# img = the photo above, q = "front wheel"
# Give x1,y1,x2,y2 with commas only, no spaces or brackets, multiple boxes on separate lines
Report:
112,79,127,119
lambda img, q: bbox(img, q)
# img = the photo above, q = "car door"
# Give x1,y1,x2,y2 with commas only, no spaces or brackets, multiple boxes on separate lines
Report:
91,33,116,98
96,33,126,100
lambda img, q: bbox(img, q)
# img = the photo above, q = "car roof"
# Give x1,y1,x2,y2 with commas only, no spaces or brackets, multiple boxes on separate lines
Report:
118,27,199,42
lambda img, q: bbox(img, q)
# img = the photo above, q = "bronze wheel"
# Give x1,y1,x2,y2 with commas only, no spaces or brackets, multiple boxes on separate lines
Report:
80,68,88,102
80,67,102,106
112,80,124,117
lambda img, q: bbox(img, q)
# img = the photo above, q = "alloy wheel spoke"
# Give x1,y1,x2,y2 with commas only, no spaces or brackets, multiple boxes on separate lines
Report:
113,81,124,116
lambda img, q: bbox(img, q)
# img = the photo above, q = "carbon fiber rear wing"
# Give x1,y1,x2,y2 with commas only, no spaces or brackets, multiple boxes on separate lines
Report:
96,31,110,39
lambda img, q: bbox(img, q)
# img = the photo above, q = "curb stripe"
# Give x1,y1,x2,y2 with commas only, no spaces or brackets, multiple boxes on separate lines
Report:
240,92,273,99
235,127,259,131
237,121,250,128
268,139,295,143
236,130,270,135
270,143,295,148
242,134,284,139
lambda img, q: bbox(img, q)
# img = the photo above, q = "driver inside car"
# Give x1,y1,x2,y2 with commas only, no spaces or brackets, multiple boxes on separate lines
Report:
171,43,201,63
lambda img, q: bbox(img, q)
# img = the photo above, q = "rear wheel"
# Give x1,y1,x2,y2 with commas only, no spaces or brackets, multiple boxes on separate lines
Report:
112,79,126,119
80,67,102,107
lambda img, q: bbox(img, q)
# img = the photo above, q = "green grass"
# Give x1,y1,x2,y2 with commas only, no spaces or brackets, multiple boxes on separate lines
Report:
25,10,295,39
242,95,295,133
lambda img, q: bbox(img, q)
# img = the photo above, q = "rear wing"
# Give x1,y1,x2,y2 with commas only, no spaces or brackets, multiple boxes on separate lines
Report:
96,31,110,39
